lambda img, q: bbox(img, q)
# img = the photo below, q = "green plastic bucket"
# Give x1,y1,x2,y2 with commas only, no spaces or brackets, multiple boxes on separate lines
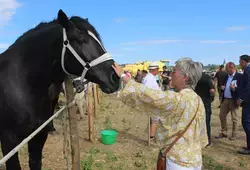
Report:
100,130,118,145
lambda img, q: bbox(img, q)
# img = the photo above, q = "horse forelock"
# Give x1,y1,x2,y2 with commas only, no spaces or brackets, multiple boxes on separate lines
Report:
69,16,103,45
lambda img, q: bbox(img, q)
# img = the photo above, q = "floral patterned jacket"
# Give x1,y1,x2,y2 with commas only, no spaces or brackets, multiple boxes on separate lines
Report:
119,80,208,168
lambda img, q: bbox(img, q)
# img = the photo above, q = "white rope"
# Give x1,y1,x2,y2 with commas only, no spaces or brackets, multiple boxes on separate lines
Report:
0,100,76,166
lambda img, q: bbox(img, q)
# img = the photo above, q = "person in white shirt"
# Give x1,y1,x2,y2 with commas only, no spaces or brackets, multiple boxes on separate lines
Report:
73,77,88,119
142,62,161,90
142,62,161,142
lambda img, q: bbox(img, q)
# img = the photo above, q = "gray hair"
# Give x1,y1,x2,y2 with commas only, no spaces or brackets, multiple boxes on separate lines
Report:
175,58,203,89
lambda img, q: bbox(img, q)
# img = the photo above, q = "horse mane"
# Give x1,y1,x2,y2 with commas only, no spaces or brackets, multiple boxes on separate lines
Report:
11,16,103,47
12,20,57,45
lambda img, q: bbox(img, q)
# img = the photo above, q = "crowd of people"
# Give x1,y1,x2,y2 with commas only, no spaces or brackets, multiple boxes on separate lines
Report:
123,63,175,91
113,55,250,170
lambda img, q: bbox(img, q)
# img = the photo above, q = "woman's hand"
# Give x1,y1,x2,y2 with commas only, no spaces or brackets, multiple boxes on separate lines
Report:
112,62,123,77
112,62,131,84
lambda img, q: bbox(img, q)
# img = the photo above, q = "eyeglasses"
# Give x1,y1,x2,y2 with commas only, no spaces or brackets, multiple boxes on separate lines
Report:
172,67,177,73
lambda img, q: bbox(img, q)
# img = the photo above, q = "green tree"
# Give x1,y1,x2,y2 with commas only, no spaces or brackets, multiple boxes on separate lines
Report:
209,64,218,71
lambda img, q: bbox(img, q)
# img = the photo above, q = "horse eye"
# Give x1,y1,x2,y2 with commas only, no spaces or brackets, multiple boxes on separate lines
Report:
79,38,86,43
78,33,88,43
77,35,86,43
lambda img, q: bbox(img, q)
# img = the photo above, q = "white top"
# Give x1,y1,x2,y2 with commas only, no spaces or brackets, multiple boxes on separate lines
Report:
142,73,161,90
142,73,161,121
224,72,235,99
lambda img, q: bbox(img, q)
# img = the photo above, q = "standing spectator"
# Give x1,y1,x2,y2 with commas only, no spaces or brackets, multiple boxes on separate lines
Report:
155,73,162,88
215,62,241,140
195,70,215,147
135,69,143,83
141,70,148,83
214,65,228,108
124,70,131,78
161,66,171,91
121,71,131,89
113,58,207,169
141,62,161,142
142,70,148,77
73,77,88,118
238,55,250,154
141,62,161,90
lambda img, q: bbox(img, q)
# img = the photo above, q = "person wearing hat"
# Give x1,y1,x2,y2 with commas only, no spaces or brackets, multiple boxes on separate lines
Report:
142,62,161,142
141,62,161,89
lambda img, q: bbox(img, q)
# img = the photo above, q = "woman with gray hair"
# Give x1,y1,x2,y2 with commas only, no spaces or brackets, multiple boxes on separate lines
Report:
112,58,208,170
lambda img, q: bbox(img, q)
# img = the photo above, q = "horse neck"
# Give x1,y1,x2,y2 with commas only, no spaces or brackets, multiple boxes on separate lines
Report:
12,24,65,88
23,24,63,60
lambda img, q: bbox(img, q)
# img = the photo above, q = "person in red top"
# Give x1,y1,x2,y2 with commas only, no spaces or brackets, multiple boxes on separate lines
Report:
124,71,131,78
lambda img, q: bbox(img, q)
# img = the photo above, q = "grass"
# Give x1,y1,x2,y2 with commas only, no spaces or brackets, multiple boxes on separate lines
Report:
78,152,241,170
80,147,121,170
202,155,234,170
133,152,148,170
238,160,246,168
104,117,112,130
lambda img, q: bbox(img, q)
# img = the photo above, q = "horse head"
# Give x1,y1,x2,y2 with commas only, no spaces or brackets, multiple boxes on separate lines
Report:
57,9,120,94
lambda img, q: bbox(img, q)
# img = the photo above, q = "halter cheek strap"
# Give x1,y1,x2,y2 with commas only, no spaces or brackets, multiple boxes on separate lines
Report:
61,28,113,81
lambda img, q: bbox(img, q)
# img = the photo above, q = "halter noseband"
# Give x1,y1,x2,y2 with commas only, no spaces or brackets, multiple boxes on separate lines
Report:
61,28,113,81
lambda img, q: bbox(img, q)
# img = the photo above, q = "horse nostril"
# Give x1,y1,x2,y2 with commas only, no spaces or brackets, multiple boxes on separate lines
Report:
110,72,118,84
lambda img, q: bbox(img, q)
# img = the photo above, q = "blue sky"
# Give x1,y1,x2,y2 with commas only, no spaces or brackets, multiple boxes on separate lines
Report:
0,0,250,66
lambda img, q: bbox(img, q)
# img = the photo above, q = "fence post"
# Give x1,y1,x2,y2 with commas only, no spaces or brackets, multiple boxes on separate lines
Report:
87,82,94,142
96,85,100,104
93,84,98,118
148,116,151,146
64,77,80,170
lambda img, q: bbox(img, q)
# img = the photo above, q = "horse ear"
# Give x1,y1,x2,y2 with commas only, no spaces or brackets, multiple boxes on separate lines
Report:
57,9,69,29
86,18,88,22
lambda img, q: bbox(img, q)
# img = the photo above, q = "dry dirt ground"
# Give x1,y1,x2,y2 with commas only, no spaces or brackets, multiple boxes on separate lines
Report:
1,92,250,170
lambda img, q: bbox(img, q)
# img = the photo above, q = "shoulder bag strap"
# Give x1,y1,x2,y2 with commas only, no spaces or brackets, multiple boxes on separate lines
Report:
162,98,200,156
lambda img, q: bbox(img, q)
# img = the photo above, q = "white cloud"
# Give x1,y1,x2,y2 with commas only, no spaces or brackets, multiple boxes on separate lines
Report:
121,47,138,51
0,43,9,49
113,18,127,23
121,40,189,45
199,40,237,44
0,0,22,27
120,39,236,45
226,26,250,31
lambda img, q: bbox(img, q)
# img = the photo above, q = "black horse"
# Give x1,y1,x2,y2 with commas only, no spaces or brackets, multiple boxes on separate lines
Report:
47,83,64,132
0,9,120,170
